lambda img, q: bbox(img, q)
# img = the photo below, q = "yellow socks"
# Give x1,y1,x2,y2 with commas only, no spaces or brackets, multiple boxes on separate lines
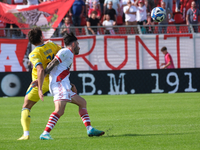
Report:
21,108,31,136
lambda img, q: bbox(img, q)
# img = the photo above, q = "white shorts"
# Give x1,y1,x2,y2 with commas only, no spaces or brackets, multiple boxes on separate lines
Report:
49,81,77,102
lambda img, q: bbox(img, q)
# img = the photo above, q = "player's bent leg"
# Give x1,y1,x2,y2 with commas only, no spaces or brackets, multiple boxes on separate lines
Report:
71,95,91,128
54,101,68,116
40,111,60,140
71,95,86,109
40,101,67,140
71,95,105,137
22,95,37,109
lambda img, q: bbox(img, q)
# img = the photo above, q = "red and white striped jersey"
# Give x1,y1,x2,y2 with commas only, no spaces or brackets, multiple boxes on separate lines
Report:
49,48,74,84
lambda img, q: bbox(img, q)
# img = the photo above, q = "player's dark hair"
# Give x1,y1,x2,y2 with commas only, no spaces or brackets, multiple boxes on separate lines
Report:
161,46,167,52
28,27,42,45
63,32,77,46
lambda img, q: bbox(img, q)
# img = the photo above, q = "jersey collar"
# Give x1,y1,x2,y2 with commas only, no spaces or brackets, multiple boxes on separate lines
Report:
36,44,45,47
68,48,73,54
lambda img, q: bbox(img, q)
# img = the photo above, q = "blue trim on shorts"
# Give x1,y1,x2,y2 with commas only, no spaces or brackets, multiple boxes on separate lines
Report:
35,62,42,68
26,87,33,95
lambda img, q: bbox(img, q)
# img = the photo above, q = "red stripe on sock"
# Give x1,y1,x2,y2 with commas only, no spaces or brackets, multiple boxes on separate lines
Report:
45,112,60,133
79,108,91,127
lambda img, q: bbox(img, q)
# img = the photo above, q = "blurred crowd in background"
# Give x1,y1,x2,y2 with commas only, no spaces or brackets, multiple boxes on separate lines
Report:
0,0,199,71
0,0,200,37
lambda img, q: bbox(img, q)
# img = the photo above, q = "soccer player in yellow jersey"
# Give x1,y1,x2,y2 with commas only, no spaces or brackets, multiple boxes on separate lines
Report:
17,27,62,140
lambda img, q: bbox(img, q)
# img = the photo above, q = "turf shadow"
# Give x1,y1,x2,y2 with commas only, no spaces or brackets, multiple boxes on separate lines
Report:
106,132,198,137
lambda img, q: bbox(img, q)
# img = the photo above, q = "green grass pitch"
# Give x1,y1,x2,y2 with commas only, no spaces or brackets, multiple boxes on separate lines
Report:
0,93,200,150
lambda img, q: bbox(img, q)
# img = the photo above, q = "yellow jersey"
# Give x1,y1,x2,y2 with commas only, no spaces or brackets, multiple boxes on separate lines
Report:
29,42,62,81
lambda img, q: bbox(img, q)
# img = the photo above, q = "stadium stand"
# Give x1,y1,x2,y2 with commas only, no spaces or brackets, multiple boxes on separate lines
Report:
1,0,200,38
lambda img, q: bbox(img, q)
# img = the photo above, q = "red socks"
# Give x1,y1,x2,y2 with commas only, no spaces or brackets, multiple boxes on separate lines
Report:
44,112,60,133
79,108,91,127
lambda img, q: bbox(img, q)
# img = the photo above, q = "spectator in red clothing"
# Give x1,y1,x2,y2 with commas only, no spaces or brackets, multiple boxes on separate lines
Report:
160,46,175,69
88,2,101,19
85,0,101,14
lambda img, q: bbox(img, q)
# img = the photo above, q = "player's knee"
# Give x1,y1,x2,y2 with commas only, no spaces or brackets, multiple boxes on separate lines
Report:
81,98,87,107
22,100,35,109
60,111,65,116
56,110,65,116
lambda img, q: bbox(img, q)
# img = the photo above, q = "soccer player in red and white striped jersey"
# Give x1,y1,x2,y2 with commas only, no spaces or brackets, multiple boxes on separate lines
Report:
39,32,105,140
